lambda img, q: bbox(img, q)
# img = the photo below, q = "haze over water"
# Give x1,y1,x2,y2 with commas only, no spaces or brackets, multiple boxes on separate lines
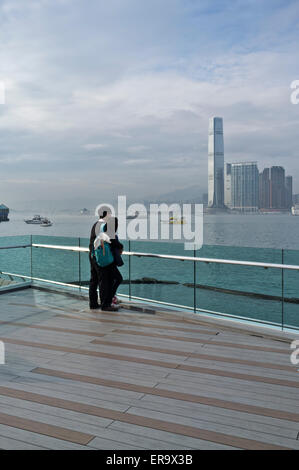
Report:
2,211,299,250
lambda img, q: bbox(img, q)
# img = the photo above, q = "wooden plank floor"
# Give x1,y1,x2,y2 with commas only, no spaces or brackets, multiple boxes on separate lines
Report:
0,288,298,450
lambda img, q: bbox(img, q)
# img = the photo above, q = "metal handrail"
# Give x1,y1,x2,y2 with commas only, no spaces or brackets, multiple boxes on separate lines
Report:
31,243,299,271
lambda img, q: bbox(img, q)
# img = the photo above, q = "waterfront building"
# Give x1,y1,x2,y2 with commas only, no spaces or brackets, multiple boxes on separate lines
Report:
259,168,270,209
208,117,224,208
0,204,9,221
293,193,299,204
224,163,232,208
285,175,293,209
270,166,285,209
231,162,259,212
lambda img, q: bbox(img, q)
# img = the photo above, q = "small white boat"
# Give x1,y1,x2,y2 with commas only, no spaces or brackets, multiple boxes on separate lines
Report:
40,218,53,227
24,215,44,224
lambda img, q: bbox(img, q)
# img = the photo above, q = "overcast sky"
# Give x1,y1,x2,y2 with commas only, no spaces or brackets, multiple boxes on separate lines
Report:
0,0,299,209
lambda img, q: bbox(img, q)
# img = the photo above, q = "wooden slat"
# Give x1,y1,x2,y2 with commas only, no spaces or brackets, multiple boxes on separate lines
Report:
2,336,298,388
110,329,290,354
0,411,93,445
0,385,289,450
57,313,218,335
91,339,294,372
32,367,299,423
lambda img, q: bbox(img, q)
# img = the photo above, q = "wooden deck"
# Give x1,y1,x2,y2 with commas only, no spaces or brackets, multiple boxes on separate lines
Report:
0,287,298,450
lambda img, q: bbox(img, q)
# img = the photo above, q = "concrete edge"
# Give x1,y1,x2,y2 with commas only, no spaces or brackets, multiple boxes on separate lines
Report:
0,281,32,295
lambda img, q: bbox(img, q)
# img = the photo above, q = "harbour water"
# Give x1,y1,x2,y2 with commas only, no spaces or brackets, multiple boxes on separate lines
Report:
0,211,299,329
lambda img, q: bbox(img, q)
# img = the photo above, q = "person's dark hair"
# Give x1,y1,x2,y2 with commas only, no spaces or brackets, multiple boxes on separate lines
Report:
104,216,118,238
99,210,107,219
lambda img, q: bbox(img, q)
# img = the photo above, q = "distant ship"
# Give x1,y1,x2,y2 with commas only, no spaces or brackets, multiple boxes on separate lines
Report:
291,204,299,216
24,215,44,224
40,218,53,227
24,215,53,226
80,208,90,215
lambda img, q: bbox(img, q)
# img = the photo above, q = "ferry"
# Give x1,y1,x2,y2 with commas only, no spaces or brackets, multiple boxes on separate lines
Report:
40,218,53,227
24,215,44,224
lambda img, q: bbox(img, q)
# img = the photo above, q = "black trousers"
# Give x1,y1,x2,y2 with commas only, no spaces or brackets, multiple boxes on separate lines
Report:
100,263,123,309
89,254,102,308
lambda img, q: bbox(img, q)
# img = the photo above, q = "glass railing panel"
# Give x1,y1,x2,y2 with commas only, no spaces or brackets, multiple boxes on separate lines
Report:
31,235,80,288
0,235,31,282
195,245,282,327
129,240,194,308
282,249,299,331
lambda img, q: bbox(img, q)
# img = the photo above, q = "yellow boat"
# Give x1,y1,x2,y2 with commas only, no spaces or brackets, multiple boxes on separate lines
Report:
169,216,185,224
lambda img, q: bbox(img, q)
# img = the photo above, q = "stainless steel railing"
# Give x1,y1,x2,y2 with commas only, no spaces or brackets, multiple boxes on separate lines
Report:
1,241,299,329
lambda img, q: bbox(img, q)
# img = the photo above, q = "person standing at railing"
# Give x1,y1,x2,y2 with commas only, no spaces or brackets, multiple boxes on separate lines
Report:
93,216,123,311
105,216,123,306
88,206,111,310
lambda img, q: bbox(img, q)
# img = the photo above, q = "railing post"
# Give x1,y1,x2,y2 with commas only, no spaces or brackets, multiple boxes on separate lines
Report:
129,240,131,301
193,246,196,313
281,249,284,331
78,237,81,292
30,235,33,283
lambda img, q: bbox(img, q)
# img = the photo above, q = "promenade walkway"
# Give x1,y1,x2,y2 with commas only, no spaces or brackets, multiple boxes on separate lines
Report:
0,287,298,450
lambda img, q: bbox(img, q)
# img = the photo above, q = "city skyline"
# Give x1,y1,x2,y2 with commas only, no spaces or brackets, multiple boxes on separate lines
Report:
0,0,299,210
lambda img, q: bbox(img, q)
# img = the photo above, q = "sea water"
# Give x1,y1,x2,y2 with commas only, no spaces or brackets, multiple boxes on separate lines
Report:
0,211,299,329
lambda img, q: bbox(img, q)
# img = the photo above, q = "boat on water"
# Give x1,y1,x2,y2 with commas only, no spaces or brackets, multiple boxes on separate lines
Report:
24,215,44,224
40,218,53,227
291,204,299,216
24,215,53,226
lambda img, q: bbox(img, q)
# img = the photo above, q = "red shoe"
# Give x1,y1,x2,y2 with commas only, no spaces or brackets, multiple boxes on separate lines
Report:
112,296,120,305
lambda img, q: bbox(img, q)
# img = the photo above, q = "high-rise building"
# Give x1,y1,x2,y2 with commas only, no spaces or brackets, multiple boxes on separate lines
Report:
208,117,224,208
224,163,232,208
231,162,259,212
270,166,285,209
285,176,293,209
259,168,270,209
293,194,299,204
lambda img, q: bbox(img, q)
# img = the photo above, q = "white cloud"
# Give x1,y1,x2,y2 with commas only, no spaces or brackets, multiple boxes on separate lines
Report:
83,143,107,150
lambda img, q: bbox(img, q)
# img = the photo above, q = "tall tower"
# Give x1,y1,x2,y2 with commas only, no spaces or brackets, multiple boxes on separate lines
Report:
231,162,259,212
208,117,224,207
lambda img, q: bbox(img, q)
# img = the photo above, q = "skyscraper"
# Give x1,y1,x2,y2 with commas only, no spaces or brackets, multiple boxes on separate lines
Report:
224,163,232,208
270,166,285,209
285,175,293,209
259,168,270,209
231,162,259,212
208,117,224,208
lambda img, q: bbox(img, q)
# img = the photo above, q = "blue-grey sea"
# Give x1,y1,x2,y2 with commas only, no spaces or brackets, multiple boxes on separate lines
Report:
1,211,299,330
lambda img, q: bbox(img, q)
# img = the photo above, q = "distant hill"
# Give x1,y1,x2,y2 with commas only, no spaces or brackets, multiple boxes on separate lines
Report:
146,185,205,203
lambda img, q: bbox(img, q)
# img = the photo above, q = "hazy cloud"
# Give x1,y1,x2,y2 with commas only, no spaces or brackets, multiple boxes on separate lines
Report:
0,0,298,208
